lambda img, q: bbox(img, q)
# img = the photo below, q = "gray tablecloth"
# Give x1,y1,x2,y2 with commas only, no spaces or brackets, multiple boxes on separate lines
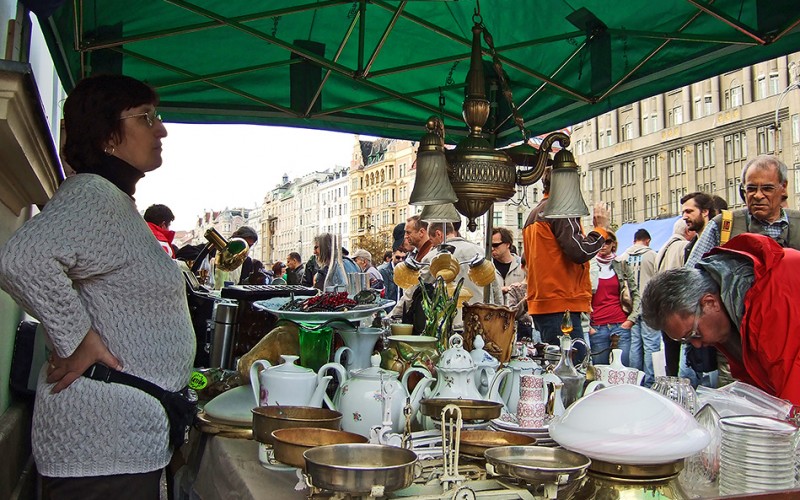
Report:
192,437,306,500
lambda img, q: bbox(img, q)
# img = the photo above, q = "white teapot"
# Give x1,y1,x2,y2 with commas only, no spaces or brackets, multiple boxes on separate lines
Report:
470,335,500,398
429,334,509,401
249,355,346,408
329,354,434,437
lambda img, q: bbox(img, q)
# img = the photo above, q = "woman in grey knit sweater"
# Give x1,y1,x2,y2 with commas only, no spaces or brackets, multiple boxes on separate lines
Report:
0,75,195,499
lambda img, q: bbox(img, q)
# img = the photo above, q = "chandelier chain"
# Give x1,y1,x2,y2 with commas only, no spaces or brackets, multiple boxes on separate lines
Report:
480,23,528,142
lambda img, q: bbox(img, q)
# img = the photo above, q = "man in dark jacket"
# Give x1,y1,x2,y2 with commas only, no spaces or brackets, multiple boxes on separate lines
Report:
286,252,304,285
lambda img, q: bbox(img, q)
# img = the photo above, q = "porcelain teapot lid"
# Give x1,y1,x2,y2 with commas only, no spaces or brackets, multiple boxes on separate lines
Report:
353,354,399,379
438,334,475,371
470,335,499,367
508,355,539,371
267,355,315,380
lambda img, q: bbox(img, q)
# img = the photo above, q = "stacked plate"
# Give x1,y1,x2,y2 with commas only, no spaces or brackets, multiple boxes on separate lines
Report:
489,418,557,447
719,415,798,495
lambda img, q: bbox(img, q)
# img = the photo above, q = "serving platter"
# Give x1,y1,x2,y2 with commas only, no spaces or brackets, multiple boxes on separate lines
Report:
254,296,395,324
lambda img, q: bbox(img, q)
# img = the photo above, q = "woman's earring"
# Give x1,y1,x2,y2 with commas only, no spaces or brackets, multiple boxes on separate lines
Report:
104,145,115,156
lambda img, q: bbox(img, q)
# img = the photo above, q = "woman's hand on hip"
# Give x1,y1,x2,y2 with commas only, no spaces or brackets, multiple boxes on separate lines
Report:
46,328,123,393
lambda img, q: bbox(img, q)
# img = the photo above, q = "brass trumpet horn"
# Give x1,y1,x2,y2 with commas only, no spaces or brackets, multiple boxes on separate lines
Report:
205,228,249,271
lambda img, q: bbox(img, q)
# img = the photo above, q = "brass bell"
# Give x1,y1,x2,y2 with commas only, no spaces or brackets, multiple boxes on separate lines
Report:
409,117,458,206
419,202,461,223
542,149,589,218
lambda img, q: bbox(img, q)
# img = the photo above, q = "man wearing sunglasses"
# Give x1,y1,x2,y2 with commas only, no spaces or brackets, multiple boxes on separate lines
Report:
642,233,800,406
686,155,800,269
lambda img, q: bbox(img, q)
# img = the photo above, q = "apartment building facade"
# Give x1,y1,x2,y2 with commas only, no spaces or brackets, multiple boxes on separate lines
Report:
572,53,800,227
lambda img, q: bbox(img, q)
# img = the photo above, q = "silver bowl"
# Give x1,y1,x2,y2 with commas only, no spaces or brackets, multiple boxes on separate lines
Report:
303,444,417,494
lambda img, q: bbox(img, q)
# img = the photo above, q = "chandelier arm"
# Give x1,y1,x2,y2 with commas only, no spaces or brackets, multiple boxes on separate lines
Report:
517,131,571,186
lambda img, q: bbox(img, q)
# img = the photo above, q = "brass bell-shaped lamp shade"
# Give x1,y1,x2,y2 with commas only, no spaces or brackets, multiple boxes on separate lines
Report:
393,261,421,289
542,149,589,219
446,280,474,308
419,202,461,223
409,117,458,206
467,257,497,287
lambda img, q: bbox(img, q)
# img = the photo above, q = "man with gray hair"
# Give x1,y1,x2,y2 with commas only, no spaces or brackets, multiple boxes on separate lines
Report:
686,155,800,268
642,233,800,406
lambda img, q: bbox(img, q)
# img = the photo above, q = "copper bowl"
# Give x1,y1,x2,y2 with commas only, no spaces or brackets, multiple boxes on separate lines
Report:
459,430,537,458
271,427,367,469
251,406,342,445
419,398,504,422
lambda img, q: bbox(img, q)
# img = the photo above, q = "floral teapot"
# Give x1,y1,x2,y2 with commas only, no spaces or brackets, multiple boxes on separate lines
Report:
249,355,346,408
429,334,509,401
329,354,434,437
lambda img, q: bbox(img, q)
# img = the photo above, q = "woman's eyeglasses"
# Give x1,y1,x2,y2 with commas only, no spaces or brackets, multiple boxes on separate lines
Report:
120,110,162,128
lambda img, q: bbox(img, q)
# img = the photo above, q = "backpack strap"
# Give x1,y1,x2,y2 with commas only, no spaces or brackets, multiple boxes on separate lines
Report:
719,209,734,245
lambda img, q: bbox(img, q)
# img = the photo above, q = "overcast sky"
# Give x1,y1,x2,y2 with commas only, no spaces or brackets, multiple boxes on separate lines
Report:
134,123,361,231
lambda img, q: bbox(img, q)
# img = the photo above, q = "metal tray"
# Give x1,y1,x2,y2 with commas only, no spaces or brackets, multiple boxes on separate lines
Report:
419,398,503,422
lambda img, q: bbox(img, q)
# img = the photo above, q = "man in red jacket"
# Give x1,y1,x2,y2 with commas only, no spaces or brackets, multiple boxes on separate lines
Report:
143,204,176,258
642,233,800,406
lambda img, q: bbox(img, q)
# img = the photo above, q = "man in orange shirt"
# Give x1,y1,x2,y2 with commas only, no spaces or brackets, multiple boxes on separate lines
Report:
523,170,609,352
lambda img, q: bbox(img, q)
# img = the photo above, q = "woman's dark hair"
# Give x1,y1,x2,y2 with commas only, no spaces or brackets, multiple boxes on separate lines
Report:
63,74,158,170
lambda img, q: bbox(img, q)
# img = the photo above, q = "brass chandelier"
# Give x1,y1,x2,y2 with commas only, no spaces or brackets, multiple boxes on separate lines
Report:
410,8,588,231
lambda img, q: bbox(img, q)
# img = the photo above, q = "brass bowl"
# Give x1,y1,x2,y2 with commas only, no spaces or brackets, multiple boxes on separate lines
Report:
251,406,342,445
419,398,503,422
485,446,591,499
304,444,417,494
459,430,536,458
271,427,367,469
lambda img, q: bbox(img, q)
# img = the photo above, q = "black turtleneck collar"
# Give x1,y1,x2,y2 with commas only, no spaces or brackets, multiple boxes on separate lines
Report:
75,154,145,198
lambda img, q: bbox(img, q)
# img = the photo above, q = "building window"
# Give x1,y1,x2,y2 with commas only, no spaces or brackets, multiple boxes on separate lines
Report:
493,211,503,228
621,160,636,186
769,72,779,96
668,100,683,126
517,213,524,229
620,121,633,141
600,128,613,148
724,132,747,162
643,154,658,180
756,126,776,154
795,164,800,194
792,114,800,144
694,98,702,119
756,75,767,100
670,187,687,216
695,140,715,168
622,197,636,222
600,166,614,191
644,192,661,219
724,85,743,109
668,148,685,175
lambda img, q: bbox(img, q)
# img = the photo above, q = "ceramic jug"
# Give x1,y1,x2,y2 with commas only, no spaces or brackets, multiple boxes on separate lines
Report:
517,374,547,427
594,348,645,386
249,355,346,408
334,326,382,372
496,353,542,414
330,354,434,437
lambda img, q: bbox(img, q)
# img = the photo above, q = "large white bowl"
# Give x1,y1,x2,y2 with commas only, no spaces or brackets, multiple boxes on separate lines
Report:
549,384,711,465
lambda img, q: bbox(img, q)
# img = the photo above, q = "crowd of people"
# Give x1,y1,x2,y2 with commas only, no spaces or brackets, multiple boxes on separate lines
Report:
1,73,799,499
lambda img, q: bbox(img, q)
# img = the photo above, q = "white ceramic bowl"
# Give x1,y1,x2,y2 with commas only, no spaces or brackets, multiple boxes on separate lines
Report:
549,384,711,465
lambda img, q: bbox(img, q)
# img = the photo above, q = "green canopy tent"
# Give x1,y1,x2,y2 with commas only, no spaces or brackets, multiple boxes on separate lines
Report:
31,0,800,146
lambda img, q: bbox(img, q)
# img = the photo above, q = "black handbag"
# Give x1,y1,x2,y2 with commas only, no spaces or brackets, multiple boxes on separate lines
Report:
83,364,197,448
